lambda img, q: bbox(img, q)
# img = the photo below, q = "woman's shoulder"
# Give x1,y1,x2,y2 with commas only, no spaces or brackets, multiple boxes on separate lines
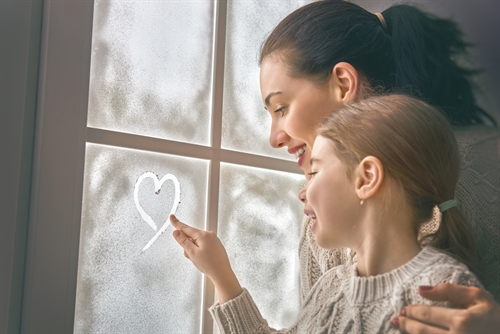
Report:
453,124,500,152
454,124,499,166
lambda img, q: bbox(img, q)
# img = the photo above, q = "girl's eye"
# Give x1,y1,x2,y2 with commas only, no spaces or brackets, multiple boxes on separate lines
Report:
275,107,286,117
308,171,317,177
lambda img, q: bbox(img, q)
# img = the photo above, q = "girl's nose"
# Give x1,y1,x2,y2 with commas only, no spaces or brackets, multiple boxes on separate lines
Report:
298,184,307,203
269,125,290,148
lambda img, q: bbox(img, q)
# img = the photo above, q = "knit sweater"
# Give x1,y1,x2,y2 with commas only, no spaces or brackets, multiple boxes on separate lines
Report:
298,125,500,302
210,247,481,333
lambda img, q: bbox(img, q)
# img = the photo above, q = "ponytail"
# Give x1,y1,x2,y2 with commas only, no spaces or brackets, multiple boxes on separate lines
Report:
383,5,496,126
260,0,496,126
423,207,479,275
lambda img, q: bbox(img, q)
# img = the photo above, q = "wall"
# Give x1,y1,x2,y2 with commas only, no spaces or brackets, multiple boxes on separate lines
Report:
1,2,42,333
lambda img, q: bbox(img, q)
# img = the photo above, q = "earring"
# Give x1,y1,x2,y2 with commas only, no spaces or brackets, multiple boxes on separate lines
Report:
360,199,364,205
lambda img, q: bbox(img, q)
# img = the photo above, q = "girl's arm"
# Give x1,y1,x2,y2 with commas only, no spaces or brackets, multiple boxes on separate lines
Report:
170,215,289,334
171,214,289,333
170,214,242,303
396,284,500,333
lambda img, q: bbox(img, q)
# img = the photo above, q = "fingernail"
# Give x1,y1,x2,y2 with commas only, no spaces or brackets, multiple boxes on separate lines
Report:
419,285,433,291
391,317,400,329
173,230,180,239
400,308,406,316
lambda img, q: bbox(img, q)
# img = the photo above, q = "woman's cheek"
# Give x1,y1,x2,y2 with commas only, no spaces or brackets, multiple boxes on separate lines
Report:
302,149,313,174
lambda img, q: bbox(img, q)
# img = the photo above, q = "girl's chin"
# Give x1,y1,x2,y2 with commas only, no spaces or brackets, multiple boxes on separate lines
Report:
310,219,317,233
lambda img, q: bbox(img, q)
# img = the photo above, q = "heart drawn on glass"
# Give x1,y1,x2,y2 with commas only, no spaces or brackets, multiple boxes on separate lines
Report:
134,172,180,252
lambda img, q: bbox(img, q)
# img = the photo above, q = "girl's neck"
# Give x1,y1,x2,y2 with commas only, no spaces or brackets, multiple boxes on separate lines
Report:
351,202,421,277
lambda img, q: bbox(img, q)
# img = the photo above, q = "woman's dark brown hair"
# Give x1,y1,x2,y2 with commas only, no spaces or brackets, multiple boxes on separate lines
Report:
260,0,496,126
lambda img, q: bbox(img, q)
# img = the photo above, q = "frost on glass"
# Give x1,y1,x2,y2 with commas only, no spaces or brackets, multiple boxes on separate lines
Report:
87,0,214,145
75,144,208,333
221,0,313,159
218,163,305,329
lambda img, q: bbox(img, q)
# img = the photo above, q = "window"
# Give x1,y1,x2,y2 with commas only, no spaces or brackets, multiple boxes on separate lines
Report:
71,1,312,332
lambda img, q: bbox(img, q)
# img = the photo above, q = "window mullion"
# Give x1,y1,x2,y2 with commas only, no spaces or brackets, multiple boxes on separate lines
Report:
202,0,228,333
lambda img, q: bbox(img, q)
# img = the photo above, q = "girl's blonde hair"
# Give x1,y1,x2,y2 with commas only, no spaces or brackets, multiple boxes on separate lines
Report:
318,95,476,269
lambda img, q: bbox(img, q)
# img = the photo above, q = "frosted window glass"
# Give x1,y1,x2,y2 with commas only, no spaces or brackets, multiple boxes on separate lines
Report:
221,0,313,159
75,144,208,333
87,0,214,145
218,163,305,329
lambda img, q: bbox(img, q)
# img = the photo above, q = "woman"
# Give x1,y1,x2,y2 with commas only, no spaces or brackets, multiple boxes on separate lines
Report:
258,0,499,332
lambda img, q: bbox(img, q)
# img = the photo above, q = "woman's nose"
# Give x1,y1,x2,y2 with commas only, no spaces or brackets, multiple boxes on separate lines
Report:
269,124,290,148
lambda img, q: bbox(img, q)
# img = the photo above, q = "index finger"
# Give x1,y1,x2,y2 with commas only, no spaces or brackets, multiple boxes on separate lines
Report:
418,284,486,308
170,214,202,238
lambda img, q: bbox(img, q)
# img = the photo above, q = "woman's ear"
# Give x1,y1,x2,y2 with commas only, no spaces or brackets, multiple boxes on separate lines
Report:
354,156,384,201
330,62,359,105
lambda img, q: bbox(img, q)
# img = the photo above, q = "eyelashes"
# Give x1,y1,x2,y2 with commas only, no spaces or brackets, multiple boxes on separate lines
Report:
274,107,286,117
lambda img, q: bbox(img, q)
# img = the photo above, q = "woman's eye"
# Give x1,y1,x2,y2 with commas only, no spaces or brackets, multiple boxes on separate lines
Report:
308,171,317,177
275,107,285,117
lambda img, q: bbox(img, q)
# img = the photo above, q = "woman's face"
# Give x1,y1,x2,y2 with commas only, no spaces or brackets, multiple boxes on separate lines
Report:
302,135,360,249
260,56,344,174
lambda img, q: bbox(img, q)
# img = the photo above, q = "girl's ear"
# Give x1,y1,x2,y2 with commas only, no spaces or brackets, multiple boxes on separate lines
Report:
354,156,384,201
330,62,359,105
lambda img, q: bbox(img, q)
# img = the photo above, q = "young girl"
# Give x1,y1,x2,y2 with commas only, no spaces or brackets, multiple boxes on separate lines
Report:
170,95,482,333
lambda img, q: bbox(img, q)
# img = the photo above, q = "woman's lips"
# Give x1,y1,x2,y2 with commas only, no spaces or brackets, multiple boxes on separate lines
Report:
288,144,307,167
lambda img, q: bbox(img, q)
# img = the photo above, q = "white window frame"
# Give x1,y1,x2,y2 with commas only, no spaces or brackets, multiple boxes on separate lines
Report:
22,1,301,332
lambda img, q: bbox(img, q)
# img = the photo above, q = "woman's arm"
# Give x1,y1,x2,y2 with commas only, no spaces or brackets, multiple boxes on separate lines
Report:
394,284,500,333
170,214,243,303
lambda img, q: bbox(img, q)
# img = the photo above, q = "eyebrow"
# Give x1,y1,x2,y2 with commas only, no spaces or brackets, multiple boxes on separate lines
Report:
310,157,322,166
264,91,283,108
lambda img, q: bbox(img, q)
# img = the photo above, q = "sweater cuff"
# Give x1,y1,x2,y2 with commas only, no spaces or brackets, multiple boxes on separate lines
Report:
209,288,268,333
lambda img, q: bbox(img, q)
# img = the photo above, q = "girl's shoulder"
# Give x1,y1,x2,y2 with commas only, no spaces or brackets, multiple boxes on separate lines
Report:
407,247,483,295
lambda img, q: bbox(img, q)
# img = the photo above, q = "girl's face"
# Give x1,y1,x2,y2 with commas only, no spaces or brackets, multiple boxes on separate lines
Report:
303,136,360,249
260,56,344,174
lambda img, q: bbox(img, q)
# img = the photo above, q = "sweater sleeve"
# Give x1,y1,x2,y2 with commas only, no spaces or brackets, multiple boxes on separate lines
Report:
209,288,287,334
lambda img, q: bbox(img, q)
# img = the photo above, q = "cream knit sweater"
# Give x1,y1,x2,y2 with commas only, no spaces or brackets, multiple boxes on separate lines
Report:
210,247,481,333
298,125,500,302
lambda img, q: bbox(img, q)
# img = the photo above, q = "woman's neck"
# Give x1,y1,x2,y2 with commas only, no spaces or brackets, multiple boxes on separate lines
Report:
351,202,421,277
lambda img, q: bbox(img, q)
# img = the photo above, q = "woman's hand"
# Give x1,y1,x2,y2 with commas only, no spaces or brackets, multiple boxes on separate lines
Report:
170,214,243,303
393,284,500,333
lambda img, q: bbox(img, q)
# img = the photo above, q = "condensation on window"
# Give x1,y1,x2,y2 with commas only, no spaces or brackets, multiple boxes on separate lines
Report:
221,0,313,159
87,0,214,145
75,143,209,333
218,162,305,329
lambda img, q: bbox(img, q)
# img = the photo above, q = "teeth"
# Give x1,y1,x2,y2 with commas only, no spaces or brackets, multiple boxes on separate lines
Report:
294,145,307,160
308,213,317,220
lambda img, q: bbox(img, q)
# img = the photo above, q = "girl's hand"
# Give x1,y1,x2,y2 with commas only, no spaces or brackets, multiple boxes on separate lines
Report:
170,214,243,303
394,284,500,333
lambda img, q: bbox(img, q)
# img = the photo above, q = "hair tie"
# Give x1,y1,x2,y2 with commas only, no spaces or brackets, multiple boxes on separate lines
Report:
374,13,388,33
438,199,457,213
